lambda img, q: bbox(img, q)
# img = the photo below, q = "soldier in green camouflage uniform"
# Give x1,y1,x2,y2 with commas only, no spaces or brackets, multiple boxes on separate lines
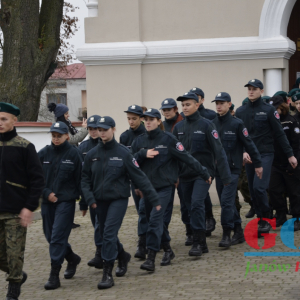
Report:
0,103,44,300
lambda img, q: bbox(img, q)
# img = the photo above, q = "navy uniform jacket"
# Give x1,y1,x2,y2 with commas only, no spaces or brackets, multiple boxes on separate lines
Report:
273,113,300,172
38,140,83,203
78,137,100,157
120,124,146,149
81,138,160,207
293,111,300,124
198,104,217,120
235,97,293,157
212,111,262,175
163,113,184,133
173,111,231,184
131,127,210,190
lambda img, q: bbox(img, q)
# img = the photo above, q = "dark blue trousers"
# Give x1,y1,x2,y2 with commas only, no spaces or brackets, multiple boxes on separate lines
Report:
95,199,128,264
41,201,75,266
205,193,213,214
131,185,148,236
245,153,274,217
143,186,173,252
89,208,102,247
215,174,241,229
181,179,210,231
178,182,190,225
163,185,176,228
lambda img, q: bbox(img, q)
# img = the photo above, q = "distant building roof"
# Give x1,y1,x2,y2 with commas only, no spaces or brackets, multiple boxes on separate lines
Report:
50,63,86,80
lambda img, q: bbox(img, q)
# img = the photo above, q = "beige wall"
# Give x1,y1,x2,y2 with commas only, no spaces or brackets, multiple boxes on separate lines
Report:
85,0,265,43
86,58,288,141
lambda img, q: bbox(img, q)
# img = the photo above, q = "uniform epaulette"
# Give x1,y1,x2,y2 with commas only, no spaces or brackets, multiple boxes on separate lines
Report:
9,135,31,148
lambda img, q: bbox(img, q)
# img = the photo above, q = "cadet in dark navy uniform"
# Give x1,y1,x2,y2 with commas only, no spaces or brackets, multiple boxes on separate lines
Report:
292,92,300,123
81,116,161,289
119,105,148,259
78,115,103,269
211,92,262,248
38,122,83,290
235,79,297,234
173,92,231,257
160,98,188,242
188,87,218,236
132,108,210,270
269,96,300,229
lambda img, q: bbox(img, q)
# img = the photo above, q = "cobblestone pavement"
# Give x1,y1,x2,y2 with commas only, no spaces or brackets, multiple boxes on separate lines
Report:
1,204,300,300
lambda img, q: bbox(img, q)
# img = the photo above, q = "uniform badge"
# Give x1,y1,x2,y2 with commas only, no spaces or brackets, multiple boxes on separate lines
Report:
131,105,136,109
217,93,221,97
100,118,105,122
269,101,273,105
242,128,249,137
192,88,197,91
54,123,60,127
89,117,94,122
164,100,169,104
274,111,280,120
251,79,255,82
211,130,219,139
295,127,300,134
184,93,188,95
132,158,139,168
176,142,184,152
147,109,152,112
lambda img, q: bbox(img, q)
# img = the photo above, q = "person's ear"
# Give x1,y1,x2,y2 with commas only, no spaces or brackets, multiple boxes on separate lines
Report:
66,134,70,141
260,89,264,95
196,102,200,109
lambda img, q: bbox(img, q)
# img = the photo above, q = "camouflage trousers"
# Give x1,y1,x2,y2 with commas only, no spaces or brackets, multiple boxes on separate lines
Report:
0,212,27,283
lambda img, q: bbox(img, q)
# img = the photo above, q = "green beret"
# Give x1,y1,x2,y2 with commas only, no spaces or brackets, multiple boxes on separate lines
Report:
0,102,20,116
262,96,271,103
288,88,300,98
292,93,300,102
229,104,235,111
242,98,249,106
273,91,287,99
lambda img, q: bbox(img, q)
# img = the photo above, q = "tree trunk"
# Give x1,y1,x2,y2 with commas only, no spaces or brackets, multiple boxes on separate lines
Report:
0,0,64,121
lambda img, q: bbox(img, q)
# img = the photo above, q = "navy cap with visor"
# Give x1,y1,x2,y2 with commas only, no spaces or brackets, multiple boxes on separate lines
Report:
49,121,69,134
160,98,177,109
87,115,101,128
142,108,161,119
177,92,199,102
124,105,143,116
98,116,116,129
211,92,231,102
245,79,264,89
189,87,205,98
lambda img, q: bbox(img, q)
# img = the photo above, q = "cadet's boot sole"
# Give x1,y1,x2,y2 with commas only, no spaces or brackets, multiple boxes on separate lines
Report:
44,282,61,290
218,242,231,248
140,264,155,272
188,250,202,257
134,252,146,259
97,282,114,289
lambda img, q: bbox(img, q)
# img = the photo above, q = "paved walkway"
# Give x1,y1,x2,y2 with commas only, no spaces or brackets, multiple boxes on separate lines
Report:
1,204,300,300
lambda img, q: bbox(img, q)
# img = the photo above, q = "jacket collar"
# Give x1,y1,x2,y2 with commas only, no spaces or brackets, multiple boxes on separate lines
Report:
217,110,232,122
147,127,162,140
51,140,71,152
0,127,17,142
90,136,100,145
165,113,178,124
129,123,145,135
198,104,205,111
102,137,118,150
248,96,263,108
186,110,201,122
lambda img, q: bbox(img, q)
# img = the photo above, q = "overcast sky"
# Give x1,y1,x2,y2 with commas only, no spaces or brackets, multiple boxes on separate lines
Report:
65,0,88,63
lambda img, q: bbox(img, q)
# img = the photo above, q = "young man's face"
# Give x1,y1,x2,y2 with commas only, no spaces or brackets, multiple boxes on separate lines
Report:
51,132,69,146
0,112,17,133
247,86,263,101
88,127,100,139
215,101,231,116
127,113,141,130
181,100,200,117
162,107,177,120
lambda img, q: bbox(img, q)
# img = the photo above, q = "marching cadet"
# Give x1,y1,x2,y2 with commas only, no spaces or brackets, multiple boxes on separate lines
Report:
81,116,161,289
78,115,103,269
0,103,44,300
235,79,297,234
160,98,187,239
131,108,211,269
119,105,148,260
268,96,300,229
38,121,83,290
287,88,300,115
188,87,217,236
173,93,231,256
211,92,262,247
291,91,300,122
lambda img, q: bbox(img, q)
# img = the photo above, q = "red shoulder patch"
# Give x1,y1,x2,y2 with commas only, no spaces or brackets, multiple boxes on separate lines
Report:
176,142,184,151
132,158,139,168
242,128,249,137
211,130,219,139
274,111,280,120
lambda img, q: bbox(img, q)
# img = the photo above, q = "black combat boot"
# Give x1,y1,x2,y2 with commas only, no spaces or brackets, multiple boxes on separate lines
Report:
44,265,61,290
5,283,20,300
97,261,114,289
245,203,255,218
275,211,287,228
134,234,147,259
258,213,271,234
87,246,103,269
185,224,193,246
64,252,81,279
189,230,202,256
199,230,209,253
115,249,131,277
140,249,156,271
160,243,175,266
294,216,300,232
231,223,245,245
219,227,232,248
206,211,216,236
